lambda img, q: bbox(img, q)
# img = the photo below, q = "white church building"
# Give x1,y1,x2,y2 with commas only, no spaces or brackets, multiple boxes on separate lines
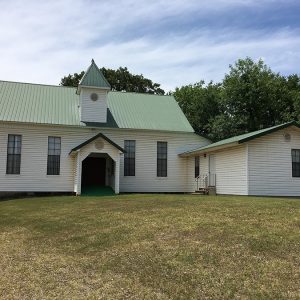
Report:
1,60,300,197
0,60,209,196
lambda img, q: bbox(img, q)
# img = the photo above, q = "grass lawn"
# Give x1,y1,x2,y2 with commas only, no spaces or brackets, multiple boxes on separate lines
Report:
0,194,299,299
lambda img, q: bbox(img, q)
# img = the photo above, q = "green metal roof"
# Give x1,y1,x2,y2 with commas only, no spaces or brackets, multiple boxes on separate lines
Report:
0,80,194,132
180,121,300,155
0,81,81,126
78,59,111,90
106,91,193,132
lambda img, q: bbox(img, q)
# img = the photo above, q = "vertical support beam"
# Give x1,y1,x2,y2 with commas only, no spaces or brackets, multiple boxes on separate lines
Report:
114,154,120,194
74,150,82,195
105,157,109,186
246,144,249,195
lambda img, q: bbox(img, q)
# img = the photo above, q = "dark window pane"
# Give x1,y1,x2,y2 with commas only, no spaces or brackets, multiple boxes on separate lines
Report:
47,137,61,175
47,155,60,175
292,149,300,177
124,140,135,176
6,135,22,174
157,142,167,177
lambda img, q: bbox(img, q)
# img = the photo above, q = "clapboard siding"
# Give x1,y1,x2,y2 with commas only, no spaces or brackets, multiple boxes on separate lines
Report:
197,146,247,195
80,88,108,123
215,145,248,195
0,123,208,193
107,130,208,192
248,127,300,196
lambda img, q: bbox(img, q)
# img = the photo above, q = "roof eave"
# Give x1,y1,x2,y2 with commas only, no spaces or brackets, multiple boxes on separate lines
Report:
179,142,239,157
238,121,300,144
69,132,125,155
76,85,111,94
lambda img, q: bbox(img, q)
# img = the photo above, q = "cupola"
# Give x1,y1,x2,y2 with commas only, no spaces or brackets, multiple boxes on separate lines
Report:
77,59,111,123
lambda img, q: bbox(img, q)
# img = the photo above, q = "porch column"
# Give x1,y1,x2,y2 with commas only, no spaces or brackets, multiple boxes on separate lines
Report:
114,155,120,194
74,150,82,195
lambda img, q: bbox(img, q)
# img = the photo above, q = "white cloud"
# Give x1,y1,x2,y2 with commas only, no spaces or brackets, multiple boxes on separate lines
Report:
0,0,299,91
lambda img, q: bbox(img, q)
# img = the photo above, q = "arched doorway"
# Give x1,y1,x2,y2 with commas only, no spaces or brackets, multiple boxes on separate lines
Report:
71,132,124,195
81,153,115,195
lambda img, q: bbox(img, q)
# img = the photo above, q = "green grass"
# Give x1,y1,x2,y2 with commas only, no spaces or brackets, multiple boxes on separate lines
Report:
0,194,299,299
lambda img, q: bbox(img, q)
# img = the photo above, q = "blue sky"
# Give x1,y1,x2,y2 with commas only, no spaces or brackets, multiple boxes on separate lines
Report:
0,0,299,91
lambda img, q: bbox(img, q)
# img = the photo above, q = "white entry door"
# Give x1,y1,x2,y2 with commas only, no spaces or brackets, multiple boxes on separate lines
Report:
209,154,216,186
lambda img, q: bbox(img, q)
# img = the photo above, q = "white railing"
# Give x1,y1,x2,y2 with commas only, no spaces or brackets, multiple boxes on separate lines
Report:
195,173,216,190
195,174,208,190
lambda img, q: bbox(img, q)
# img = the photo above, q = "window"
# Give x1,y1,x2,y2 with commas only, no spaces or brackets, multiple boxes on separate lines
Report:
47,137,61,175
195,156,199,178
6,134,22,174
292,149,300,177
157,141,167,177
124,140,135,176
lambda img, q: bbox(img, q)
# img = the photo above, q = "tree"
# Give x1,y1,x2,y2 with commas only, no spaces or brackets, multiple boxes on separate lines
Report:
60,71,85,87
173,81,222,138
211,58,300,138
60,67,165,95
174,57,300,141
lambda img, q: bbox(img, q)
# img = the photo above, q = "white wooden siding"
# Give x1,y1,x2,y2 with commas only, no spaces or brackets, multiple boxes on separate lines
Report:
248,127,300,196
214,145,248,195
198,146,247,195
110,130,208,193
0,123,209,193
80,88,108,123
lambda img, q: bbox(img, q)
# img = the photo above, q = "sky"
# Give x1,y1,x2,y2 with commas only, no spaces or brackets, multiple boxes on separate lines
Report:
0,0,299,91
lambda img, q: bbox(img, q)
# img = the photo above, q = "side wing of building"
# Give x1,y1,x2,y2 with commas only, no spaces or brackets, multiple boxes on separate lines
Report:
248,126,300,196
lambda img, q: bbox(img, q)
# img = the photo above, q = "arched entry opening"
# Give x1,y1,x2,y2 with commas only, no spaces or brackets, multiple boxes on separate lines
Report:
71,132,124,195
81,153,115,195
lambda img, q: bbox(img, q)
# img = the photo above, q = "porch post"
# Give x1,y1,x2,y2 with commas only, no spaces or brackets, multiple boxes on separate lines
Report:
74,150,82,195
114,154,120,194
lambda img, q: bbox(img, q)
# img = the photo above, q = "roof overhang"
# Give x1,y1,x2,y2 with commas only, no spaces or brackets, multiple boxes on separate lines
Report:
69,132,125,155
76,85,111,95
179,121,300,157
179,142,239,157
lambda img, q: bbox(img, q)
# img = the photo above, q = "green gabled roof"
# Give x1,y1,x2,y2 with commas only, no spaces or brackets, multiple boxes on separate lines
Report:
0,80,194,132
106,91,193,132
0,81,81,126
180,121,300,156
78,59,111,91
69,132,125,154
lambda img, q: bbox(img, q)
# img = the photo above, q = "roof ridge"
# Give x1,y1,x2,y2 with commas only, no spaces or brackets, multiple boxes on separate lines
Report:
109,90,172,97
0,80,77,90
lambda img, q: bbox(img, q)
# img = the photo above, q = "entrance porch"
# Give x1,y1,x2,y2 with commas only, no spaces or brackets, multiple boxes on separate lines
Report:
69,132,125,195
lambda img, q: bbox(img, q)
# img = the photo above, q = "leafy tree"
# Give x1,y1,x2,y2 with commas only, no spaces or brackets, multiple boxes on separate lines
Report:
60,67,165,95
212,58,300,137
173,81,222,138
174,57,300,141
60,71,85,87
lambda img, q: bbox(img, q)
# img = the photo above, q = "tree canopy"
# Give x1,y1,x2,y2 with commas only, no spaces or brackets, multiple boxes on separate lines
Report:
173,58,300,141
60,67,165,95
